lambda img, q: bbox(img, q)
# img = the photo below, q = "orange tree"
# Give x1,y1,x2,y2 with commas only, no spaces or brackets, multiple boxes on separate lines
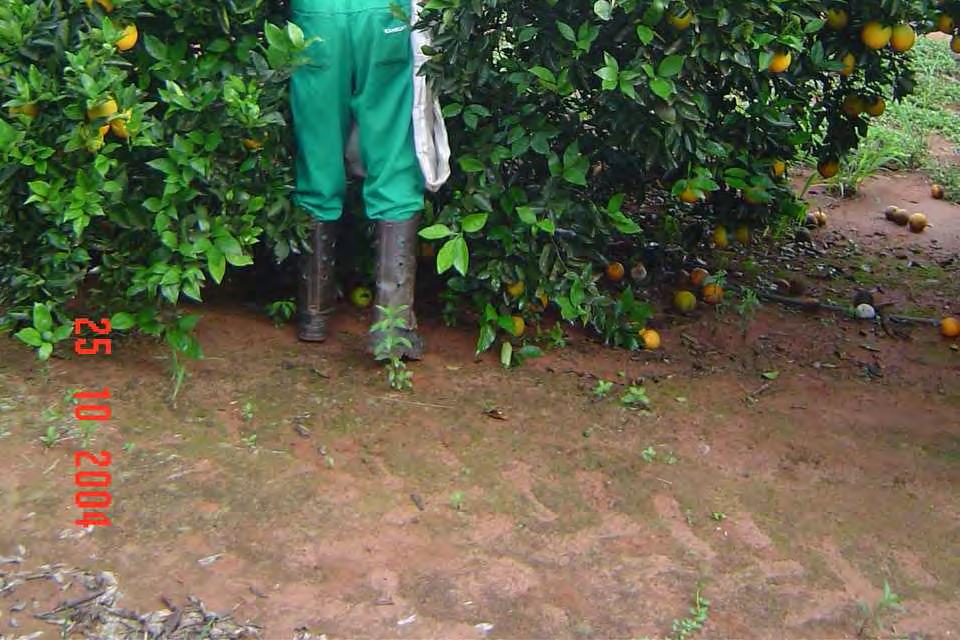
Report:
2,0,958,364
0,0,306,363
417,0,955,352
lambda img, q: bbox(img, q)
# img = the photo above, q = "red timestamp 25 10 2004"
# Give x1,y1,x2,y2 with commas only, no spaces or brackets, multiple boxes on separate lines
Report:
72,318,114,528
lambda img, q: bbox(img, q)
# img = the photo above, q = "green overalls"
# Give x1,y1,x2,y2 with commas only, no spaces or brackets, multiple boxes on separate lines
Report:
290,0,425,222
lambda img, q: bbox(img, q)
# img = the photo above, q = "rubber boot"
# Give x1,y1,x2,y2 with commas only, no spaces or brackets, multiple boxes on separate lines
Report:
369,216,425,361
298,220,338,342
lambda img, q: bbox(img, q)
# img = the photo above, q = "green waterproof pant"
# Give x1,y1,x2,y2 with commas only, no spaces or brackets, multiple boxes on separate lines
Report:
290,0,424,221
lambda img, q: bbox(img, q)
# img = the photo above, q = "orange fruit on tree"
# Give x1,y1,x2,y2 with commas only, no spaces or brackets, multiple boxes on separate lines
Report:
85,0,114,12
712,227,729,249
243,138,264,151
952,35,960,55
840,52,856,77
861,22,892,50
605,261,625,283
110,109,132,139
771,159,786,178
116,24,139,52
863,22,895,45
818,158,840,179
506,281,525,298
702,283,724,305
865,97,886,117
97,124,110,138
825,8,849,30
768,51,792,73
674,290,697,313
690,268,710,287
842,94,865,117
639,328,661,350
941,316,960,338
735,225,751,245
937,13,955,34
890,24,916,53
679,188,699,204
667,10,694,30
510,315,526,337
86,98,118,120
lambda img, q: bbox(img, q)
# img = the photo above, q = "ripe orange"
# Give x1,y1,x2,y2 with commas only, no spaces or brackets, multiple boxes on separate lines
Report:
865,97,886,117
674,290,697,313
85,0,114,11
840,52,856,77
937,13,955,34
842,95,865,118
98,124,110,138
861,22,892,50
735,225,751,245
243,138,264,151
110,109,132,139
908,212,928,233
771,160,786,178
679,188,699,204
605,261,625,283
506,281,525,298
690,267,710,287
639,329,662,350
818,158,840,179
702,283,724,305
510,315,526,337
713,227,729,249
890,24,916,53
768,51,792,73
931,184,945,200
941,317,960,338
826,8,849,30
116,24,139,52
87,99,118,120
952,35,960,55
668,10,694,30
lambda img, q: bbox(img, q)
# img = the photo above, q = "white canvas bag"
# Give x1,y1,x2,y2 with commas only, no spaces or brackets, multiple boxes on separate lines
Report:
344,0,451,192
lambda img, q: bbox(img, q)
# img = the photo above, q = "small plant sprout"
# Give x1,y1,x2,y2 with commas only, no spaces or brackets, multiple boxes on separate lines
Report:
857,580,904,638
449,490,465,511
241,401,255,421
371,304,414,391
671,588,710,640
641,446,657,463
265,298,296,327
593,379,614,399
621,385,651,409
241,433,258,449
40,424,60,448
710,511,726,522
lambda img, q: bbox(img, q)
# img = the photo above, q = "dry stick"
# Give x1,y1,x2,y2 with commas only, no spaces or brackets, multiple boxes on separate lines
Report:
373,395,454,410
753,289,939,326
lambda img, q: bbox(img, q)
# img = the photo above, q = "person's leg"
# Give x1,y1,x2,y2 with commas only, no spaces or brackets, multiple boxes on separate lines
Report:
290,4,351,341
351,5,426,359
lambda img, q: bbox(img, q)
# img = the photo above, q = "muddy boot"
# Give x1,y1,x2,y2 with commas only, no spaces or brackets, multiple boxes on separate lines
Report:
298,220,338,342
369,216,425,361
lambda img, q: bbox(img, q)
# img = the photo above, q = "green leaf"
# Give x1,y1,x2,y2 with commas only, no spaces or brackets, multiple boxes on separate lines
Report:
15,327,43,347
451,235,469,275
419,224,453,240
637,25,655,44
38,342,53,361
461,214,488,233
593,0,612,20
500,341,513,368
762,371,780,380
207,246,227,284
458,156,485,173
32,303,52,333
557,21,576,42
436,237,457,274
110,312,136,330
650,77,674,100
658,55,685,78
